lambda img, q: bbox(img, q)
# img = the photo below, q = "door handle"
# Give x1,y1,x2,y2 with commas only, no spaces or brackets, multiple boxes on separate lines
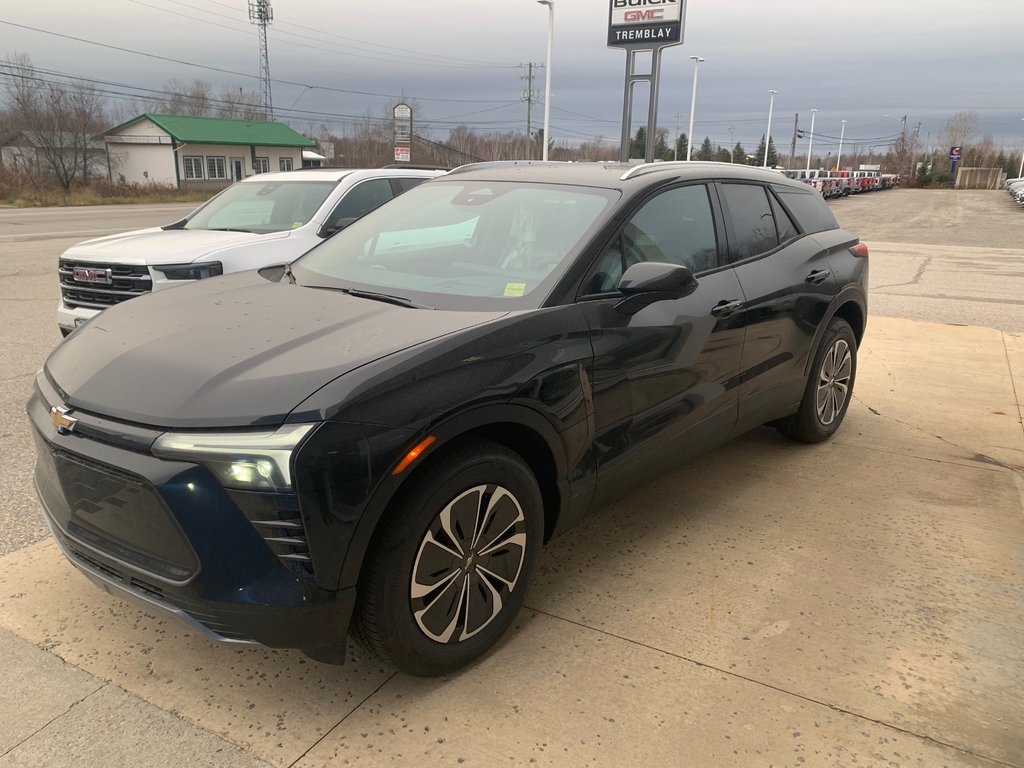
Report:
711,299,745,318
805,269,831,285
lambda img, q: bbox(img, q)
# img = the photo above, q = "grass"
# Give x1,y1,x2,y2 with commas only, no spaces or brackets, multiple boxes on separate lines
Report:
0,178,211,208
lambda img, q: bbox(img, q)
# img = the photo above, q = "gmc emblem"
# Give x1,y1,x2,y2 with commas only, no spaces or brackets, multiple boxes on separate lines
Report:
72,267,112,284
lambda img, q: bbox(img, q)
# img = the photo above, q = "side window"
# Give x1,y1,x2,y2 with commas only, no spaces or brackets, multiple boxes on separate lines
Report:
770,192,799,242
324,179,394,230
719,183,779,260
392,177,429,194
775,189,840,234
583,184,718,294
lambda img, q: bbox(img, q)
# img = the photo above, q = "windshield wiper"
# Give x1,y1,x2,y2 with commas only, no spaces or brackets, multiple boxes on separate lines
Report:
206,227,254,233
339,287,433,310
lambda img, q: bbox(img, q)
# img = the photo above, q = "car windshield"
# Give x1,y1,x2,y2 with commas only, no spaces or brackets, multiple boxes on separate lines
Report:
184,180,338,233
292,180,616,310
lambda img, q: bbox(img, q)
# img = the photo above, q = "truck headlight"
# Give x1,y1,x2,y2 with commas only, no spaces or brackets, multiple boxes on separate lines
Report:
154,261,224,280
153,423,315,491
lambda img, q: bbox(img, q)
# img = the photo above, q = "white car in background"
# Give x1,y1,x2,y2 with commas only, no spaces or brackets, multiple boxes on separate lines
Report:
57,167,445,335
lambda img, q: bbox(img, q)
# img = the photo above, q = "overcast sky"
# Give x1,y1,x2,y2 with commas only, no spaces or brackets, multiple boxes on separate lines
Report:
1,0,1021,156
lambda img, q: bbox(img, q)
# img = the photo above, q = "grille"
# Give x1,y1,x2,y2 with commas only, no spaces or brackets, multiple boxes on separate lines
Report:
59,258,152,310
228,490,316,582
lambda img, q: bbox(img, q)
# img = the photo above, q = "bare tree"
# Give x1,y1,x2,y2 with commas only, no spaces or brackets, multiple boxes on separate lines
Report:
2,52,107,192
941,110,978,151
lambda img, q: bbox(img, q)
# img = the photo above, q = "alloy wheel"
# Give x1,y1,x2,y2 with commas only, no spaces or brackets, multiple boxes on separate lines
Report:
816,339,852,426
410,485,527,644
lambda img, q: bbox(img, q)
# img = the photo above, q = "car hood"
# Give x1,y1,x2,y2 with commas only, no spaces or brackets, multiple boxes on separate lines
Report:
46,271,506,428
62,227,290,266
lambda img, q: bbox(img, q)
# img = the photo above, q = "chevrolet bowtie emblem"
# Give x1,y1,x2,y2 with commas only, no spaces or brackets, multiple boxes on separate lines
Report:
49,406,78,435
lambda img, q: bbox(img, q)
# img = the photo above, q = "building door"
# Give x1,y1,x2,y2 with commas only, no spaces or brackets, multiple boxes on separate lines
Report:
231,158,245,182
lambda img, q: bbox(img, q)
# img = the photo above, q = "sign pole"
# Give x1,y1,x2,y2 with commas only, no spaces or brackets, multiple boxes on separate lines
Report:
608,0,685,163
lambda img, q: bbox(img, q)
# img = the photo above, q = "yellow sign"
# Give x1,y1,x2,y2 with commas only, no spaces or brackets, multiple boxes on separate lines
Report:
503,282,526,297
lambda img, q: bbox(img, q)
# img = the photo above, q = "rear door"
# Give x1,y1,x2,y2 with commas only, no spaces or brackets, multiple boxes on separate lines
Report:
576,182,746,499
717,182,839,432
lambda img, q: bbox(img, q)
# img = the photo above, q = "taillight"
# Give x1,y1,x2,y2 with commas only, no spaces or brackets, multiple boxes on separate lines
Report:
849,243,869,258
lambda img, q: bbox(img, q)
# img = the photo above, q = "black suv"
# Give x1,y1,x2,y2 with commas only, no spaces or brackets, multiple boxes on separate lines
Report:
29,161,867,675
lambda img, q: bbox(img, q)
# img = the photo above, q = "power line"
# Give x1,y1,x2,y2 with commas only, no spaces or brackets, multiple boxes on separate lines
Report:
0,19,516,104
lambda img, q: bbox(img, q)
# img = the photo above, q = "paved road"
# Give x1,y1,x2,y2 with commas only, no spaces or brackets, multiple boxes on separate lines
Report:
0,195,1021,767
832,188,1024,331
0,203,196,242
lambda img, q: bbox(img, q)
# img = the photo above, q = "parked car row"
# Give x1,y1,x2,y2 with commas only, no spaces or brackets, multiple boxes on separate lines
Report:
782,169,900,199
1006,176,1024,205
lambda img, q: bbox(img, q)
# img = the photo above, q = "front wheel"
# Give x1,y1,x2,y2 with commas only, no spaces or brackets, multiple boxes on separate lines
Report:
351,439,543,676
776,317,857,443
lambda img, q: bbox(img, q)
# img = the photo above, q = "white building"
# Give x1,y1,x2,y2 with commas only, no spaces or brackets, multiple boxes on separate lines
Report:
101,113,316,190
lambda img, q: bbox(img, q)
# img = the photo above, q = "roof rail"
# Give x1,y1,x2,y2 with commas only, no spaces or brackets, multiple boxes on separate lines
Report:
446,160,567,176
619,160,740,181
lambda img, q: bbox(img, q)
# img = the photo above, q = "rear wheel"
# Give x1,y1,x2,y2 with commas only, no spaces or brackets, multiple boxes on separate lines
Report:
776,317,857,443
351,439,542,676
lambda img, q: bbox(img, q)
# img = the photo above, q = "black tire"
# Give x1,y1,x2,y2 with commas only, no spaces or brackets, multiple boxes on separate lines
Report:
351,438,543,676
776,317,857,443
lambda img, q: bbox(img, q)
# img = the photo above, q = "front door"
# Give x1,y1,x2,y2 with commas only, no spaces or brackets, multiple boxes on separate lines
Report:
577,183,746,502
231,158,245,182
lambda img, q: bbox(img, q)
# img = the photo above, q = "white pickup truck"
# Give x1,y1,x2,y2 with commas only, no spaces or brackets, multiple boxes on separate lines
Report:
57,167,445,335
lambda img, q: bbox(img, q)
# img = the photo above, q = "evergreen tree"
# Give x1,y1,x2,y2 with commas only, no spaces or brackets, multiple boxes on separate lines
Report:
655,128,671,161
630,126,647,159
674,132,689,160
752,134,780,166
731,142,746,163
714,146,731,163
696,136,715,161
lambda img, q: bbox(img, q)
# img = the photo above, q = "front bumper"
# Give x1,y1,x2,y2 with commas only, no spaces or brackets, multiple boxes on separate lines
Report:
28,381,355,655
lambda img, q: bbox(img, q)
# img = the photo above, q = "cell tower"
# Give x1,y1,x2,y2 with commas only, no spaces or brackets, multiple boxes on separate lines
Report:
248,0,274,120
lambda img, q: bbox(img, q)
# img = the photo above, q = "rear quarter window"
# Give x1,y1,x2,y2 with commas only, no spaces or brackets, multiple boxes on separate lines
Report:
774,187,839,234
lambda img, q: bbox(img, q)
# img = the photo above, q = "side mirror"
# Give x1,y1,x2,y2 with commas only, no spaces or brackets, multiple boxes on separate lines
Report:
615,262,699,315
319,217,357,238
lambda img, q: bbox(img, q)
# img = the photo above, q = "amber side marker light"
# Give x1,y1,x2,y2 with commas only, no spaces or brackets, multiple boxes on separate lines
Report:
849,243,869,258
392,435,437,475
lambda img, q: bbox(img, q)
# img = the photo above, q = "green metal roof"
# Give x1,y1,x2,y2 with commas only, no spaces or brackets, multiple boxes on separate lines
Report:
105,113,315,148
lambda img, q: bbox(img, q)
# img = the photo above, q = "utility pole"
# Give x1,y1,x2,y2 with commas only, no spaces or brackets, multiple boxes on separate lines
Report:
519,63,541,159
788,113,798,169
248,0,274,120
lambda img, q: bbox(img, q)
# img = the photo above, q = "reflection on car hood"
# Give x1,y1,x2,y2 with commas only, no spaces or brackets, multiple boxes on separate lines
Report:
62,227,290,266
46,271,505,428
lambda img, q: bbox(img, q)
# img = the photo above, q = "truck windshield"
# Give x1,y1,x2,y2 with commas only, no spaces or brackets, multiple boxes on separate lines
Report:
184,181,337,233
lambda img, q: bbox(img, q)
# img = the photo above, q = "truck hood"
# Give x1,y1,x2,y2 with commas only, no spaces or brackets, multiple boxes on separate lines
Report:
46,271,505,428
63,227,290,266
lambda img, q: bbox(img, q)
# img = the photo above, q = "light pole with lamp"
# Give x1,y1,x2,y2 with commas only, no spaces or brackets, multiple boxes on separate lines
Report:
836,119,846,171
764,89,778,167
1018,118,1024,178
685,56,704,161
537,0,554,161
805,108,817,171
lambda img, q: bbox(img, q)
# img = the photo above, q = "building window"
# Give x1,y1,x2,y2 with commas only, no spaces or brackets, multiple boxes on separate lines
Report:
279,157,293,172
254,157,270,174
206,156,227,180
183,156,204,180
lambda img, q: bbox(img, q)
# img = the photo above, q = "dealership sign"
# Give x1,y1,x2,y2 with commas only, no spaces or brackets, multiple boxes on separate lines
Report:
608,0,685,48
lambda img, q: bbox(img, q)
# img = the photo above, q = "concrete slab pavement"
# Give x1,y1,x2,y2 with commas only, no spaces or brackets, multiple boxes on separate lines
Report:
0,316,1021,767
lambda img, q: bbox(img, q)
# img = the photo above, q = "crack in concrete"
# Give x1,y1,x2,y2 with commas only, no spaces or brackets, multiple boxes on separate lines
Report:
872,254,933,291
1002,331,1024,442
853,395,1024,472
284,671,398,768
0,681,107,759
526,608,1022,768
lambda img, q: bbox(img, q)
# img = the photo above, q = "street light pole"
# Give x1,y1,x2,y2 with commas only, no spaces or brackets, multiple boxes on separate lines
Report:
537,0,554,162
805,108,817,171
764,89,778,167
1019,118,1024,178
836,119,846,171
686,56,703,161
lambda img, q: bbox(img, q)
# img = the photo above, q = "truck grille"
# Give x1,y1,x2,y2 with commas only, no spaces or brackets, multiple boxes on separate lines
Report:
59,258,152,310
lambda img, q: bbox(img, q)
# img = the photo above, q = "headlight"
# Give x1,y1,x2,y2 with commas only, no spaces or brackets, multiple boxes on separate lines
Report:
154,261,224,280
152,423,316,491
